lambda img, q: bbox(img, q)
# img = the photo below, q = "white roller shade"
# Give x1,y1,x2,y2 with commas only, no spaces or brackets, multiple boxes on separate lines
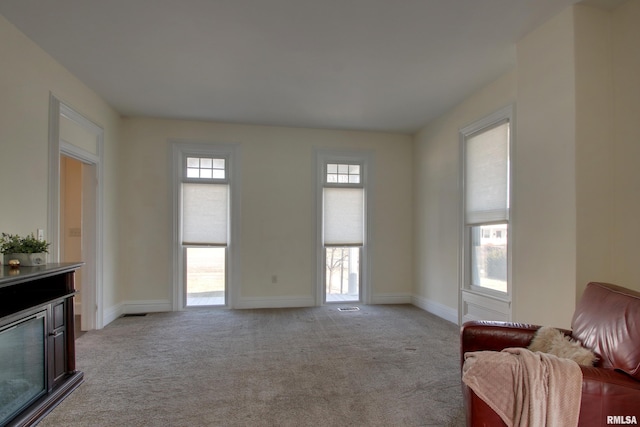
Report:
465,122,509,224
323,187,364,246
182,183,228,245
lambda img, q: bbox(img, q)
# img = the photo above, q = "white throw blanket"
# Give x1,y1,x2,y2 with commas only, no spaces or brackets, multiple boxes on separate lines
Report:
462,347,583,427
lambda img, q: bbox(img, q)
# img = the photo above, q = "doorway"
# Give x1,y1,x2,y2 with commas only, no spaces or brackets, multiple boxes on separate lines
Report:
48,95,104,330
60,156,97,332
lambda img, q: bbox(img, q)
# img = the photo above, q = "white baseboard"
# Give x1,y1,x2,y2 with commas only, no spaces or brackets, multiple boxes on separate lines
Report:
235,294,412,308
103,299,171,327
412,295,459,325
123,299,172,314
370,293,413,305
233,296,316,309
103,303,124,326
101,296,458,326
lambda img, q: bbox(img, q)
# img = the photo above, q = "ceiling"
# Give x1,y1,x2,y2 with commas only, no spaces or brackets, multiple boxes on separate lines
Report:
0,0,620,133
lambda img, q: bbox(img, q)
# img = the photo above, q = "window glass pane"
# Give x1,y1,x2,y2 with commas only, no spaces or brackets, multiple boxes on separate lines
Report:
185,156,225,180
325,247,359,302
326,163,361,185
470,224,507,293
212,158,225,169
186,247,225,306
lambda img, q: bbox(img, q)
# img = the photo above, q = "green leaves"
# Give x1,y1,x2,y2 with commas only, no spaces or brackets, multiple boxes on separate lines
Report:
0,233,50,254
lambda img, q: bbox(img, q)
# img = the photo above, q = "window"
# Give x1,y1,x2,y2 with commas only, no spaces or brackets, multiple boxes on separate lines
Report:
172,143,237,309
326,163,361,184
316,152,371,304
323,165,364,246
182,155,228,307
186,156,225,179
462,108,512,295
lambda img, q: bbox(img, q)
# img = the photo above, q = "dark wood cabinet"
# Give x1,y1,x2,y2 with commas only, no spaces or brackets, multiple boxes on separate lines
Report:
0,263,84,427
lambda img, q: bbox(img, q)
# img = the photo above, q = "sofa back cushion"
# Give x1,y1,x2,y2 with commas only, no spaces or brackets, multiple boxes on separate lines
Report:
571,282,640,380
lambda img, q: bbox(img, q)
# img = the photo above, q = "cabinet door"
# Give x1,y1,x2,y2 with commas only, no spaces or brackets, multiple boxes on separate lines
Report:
51,302,68,385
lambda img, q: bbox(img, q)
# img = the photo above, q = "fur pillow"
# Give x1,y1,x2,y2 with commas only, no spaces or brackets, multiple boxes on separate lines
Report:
528,326,597,366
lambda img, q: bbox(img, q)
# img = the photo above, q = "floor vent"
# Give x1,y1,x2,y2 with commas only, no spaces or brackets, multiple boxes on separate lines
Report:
337,307,360,312
123,313,148,317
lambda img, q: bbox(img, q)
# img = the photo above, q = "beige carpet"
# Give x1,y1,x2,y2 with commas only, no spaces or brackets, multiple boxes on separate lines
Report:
39,305,465,426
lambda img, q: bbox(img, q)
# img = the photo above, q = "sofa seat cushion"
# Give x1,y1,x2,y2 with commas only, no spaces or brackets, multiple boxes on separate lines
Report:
571,282,640,380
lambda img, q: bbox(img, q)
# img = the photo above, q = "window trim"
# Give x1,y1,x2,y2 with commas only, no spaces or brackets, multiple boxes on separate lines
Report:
171,141,240,310
460,105,514,302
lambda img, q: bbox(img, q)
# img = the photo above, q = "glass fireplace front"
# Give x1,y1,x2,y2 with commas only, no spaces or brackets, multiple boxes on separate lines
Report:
0,311,46,426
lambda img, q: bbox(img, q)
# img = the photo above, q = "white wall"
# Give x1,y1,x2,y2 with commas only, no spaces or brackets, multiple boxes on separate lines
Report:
119,118,413,310
0,14,122,313
611,0,640,289
514,1,640,324
513,7,578,327
574,4,615,298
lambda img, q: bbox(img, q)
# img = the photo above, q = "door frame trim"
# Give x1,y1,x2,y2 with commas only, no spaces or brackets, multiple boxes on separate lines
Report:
48,94,104,330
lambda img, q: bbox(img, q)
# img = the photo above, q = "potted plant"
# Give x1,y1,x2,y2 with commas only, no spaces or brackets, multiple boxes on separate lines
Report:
1,233,50,266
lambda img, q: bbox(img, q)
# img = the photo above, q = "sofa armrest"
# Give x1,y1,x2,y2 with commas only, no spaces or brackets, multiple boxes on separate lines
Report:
581,365,640,392
461,320,541,351
460,321,576,366
460,321,541,370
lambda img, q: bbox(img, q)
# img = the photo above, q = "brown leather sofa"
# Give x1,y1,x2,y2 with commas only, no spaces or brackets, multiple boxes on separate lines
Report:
460,282,640,426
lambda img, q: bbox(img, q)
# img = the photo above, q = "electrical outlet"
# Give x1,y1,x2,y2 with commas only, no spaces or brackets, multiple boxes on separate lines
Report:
37,229,44,241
